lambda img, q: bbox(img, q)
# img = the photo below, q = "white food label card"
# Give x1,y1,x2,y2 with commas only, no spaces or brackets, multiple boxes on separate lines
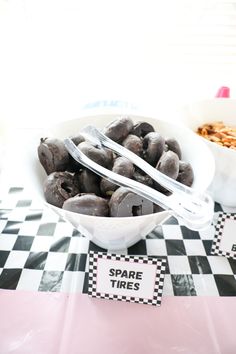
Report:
211,212,236,259
88,252,166,306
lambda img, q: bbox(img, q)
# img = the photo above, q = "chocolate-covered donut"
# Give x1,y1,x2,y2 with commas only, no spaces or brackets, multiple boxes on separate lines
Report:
143,132,165,166
100,156,134,196
165,138,182,159
38,138,70,175
122,134,143,156
177,161,194,187
63,194,109,216
109,187,153,217
78,141,113,168
76,168,101,195
133,170,154,188
103,116,133,142
131,121,155,138
154,150,179,193
65,134,86,172
70,133,85,146
156,151,179,179
43,171,80,208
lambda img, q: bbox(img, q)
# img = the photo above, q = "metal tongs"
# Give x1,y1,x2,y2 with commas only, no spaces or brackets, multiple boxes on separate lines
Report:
64,125,214,230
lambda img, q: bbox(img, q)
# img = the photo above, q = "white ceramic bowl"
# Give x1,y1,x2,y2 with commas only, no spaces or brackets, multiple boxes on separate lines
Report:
180,98,236,207
24,113,215,250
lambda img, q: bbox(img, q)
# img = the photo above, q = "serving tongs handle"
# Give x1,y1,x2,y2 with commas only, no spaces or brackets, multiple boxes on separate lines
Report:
64,137,214,231
81,125,214,206
81,126,201,198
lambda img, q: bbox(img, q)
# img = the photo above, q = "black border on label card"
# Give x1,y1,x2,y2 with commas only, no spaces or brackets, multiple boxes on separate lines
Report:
211,212,236,260
88,251,166,306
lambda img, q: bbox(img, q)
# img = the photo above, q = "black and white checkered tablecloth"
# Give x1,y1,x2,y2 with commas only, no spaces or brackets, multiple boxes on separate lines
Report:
0,187,236,296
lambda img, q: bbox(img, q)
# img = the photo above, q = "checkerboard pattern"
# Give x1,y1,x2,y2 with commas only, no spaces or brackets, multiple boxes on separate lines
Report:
211,212,236,259
0,187,236,296
88,252,166,306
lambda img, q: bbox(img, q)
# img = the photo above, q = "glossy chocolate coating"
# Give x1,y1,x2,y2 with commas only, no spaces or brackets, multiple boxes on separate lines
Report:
177,161,194,187
156,151,179,179
122,134,143,156
38,138,70,175
63,194,109,216
78,141,113,168
143,132,165,166
103,116,133,142
154,150,179,193
100,157,134,196
165,138,182,159
70,133,85,146
131,121,155,138
109,187,153,217
77,168,101,195
133,170,154,188
43,171,80,208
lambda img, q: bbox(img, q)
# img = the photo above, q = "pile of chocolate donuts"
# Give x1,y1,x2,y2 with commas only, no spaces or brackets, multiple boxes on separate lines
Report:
38,117,194,217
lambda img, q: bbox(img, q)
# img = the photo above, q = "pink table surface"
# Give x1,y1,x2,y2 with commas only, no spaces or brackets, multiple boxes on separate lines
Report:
0,290,235,354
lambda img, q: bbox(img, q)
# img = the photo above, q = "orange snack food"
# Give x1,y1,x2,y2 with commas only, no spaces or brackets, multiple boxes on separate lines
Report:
197,121,236,150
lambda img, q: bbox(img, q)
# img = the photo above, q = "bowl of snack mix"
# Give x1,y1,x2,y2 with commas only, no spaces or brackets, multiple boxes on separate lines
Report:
180,96,236,207
26,112,215,250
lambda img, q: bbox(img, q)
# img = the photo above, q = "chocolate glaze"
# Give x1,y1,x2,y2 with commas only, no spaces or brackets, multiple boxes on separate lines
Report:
109,187,153,217
63,194,109,216
38,138,70,175
43,171,80,208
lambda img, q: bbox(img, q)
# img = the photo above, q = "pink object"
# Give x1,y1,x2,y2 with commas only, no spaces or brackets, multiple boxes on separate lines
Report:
0,290,236,354
216,86,230,98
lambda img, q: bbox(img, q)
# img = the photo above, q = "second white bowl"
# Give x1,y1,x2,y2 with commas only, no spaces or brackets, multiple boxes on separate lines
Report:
180,98,236,207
